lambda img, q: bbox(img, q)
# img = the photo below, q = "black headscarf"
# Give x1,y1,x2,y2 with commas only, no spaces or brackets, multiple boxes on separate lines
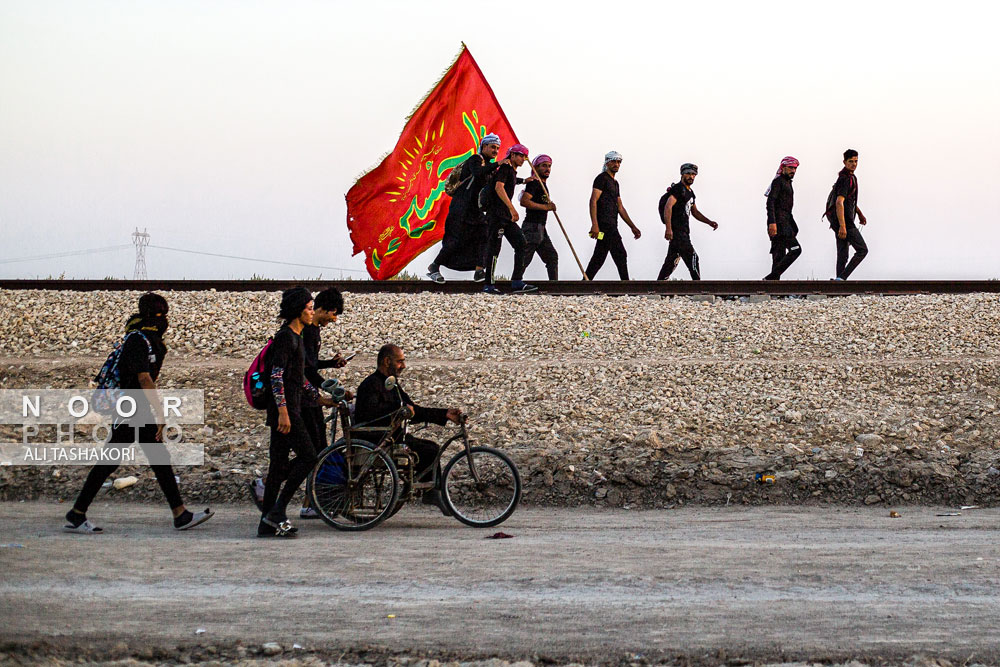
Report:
124,292,169,355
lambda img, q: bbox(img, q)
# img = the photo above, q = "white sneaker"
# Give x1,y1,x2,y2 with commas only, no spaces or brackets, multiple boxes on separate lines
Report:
426,270,445,284
299,507,320,519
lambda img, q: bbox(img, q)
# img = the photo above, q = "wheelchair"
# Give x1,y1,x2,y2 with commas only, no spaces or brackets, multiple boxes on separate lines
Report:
306,377,521,531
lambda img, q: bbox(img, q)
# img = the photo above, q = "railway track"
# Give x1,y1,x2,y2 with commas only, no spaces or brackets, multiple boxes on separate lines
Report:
1,279,998,296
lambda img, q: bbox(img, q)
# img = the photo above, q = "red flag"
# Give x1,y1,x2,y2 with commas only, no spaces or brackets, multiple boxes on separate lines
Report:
346,44,519,279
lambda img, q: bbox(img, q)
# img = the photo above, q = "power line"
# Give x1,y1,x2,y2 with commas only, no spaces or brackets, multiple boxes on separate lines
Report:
148,244,367,273
0,245,131,265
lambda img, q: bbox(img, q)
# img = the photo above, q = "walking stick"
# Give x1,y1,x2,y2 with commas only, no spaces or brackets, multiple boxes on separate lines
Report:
528,161,589,280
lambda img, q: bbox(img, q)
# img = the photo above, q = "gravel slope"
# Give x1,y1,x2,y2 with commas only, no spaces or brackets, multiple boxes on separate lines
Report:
1,290,998,507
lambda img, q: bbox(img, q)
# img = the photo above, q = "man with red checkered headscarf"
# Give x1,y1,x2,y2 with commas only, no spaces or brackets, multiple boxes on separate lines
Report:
481,143,538,294
513,154,559,282
763,156,802,280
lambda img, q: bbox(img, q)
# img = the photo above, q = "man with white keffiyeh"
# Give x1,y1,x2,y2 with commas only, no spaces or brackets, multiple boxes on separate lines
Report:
585,151,641,280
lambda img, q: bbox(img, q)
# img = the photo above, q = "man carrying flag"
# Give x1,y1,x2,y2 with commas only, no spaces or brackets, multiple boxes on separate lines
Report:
513,154,559,281
426,133,502,283
346,45,521,280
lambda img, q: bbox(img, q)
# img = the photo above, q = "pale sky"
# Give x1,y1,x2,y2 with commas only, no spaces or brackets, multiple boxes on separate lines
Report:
2,0,998,280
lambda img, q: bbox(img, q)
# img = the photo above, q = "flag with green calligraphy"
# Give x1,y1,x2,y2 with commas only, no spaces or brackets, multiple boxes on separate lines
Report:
346,44,519,279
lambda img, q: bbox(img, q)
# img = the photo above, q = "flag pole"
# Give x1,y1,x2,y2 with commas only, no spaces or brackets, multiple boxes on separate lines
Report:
527,161,589,280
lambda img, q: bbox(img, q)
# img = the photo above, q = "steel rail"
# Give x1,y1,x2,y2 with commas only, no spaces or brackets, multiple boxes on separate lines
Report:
0,279,998,296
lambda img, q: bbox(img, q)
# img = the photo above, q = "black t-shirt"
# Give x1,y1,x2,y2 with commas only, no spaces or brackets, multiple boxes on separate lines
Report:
662,182,695,238
593,172,620,230
833,169,858,228
114,330,165,427
521,180,550,226
266,325,306,418
301,324,323,407
118,332,164,389
489,162,517,220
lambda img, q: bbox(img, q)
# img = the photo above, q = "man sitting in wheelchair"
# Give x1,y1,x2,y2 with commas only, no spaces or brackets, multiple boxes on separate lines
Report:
354,343,463,515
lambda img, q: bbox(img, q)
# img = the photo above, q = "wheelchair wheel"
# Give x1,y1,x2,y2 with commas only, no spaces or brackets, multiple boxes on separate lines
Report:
310,441,399,531
441,446,521,527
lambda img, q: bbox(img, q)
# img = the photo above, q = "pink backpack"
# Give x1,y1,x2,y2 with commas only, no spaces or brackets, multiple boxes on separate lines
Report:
243,338,273,410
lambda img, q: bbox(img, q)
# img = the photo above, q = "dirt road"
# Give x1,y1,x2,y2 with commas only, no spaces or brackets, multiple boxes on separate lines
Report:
1,502,998,664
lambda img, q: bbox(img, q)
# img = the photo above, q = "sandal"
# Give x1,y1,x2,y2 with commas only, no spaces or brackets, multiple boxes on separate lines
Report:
63,518,103,534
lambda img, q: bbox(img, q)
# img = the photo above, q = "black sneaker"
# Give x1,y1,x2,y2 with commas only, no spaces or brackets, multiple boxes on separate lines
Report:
261,511,298,537
473,269,486,283
174,508,214,531
511,280,538,293
257,519,297,538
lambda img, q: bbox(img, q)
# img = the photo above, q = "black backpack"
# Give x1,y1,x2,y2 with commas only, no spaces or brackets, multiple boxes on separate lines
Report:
823,185,838,227
657,190,672,223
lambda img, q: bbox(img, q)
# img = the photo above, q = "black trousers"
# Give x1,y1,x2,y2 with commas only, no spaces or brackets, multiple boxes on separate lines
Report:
658,237,700,280
302,405,328,453
512,223,558,281
73,423,183,513
262,411,317,517
298,405,328,509
405,435,441,483
765,234,802,280
482,214,528,286
432,220,487,272
835,226,868,279
585,233,629,280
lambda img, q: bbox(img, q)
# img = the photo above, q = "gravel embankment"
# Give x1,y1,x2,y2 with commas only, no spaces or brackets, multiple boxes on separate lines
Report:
1,290,998,507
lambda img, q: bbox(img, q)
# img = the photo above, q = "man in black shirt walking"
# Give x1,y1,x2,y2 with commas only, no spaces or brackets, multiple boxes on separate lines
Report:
427,133,502,284
764,156,802,280
482,143,537,294
354,344,463,514
64,293,213,534
294,287,349,518
512,154,559,281
825,149,869,280
586,151,642,280
657,163,719,280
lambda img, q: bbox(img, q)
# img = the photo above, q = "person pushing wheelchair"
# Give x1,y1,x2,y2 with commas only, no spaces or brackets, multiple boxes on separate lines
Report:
354,344,463,515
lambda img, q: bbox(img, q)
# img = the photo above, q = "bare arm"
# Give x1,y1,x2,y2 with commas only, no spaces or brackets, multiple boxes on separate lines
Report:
589,188,601,234
836,196,847,238
494,174,519,222
856,205,867,225
618,198,641,239
663,195,676,240
520,191,554,212
691,203,719,229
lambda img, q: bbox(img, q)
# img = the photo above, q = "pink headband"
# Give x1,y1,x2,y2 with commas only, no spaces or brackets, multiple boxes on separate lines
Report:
505,143,529,160
776,156,799,175
532,154,552,167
